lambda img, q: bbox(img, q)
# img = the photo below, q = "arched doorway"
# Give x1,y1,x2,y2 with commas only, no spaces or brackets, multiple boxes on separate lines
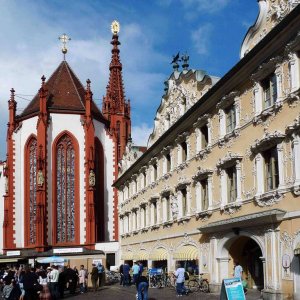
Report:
228,236,264,290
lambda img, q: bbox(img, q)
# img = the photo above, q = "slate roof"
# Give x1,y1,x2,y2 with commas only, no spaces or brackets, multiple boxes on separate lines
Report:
18,61,107,124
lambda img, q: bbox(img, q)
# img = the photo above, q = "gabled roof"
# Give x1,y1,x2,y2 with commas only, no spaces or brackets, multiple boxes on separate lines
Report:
18,61,107,123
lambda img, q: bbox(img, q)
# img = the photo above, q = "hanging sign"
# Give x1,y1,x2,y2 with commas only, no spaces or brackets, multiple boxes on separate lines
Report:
220,278,245,300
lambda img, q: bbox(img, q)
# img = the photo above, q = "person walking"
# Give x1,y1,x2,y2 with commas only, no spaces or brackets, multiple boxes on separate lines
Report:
90,264,98,292
138,262,144,276
174,264,187,297
135,275,149,300
234,261,247,294
37,267,51,300
78,265,87,294
132,262,140,284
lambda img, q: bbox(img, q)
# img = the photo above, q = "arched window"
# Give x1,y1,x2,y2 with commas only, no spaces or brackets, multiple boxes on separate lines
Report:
54,133,78,244
25,136,37,246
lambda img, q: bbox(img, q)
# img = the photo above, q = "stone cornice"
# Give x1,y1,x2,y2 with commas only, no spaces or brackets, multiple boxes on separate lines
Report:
285,31,300,54
286,115,300,136
250,131,286,154
216,91,239,110
175,132,189,144
193,114,211,128
175,176,191,190
251,56,282,82
192,168,213,181
216,152,243,169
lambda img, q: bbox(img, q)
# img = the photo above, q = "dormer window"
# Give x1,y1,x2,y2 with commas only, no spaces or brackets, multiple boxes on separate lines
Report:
261,73,277,109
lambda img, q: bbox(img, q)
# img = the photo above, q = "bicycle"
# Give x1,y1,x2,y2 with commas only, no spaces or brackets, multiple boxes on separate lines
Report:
164,273,176,289
149,274,163,288
187,273,210,293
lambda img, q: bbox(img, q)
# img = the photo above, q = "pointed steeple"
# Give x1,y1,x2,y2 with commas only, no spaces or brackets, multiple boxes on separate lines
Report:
103,21,131,162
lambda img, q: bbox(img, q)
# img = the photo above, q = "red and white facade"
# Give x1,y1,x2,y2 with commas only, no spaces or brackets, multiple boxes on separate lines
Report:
0,31,130,262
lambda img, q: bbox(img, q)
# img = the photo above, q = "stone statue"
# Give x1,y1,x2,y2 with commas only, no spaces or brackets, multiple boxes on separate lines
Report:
37,170,44,187
89,169,96,187
5,178,8,194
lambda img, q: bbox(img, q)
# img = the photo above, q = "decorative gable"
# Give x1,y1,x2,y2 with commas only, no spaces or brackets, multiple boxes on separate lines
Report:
147,69,219,147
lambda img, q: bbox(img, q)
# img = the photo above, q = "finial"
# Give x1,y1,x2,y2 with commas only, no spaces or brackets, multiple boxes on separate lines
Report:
181,52,189,71
10,88,15,96
111,20,120,35
58,33,71,60
171,52,181,72
41,75,46,85
86,79,91,90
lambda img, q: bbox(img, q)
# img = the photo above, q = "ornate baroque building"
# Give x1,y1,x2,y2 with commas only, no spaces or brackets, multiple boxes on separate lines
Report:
114,1,300,299
0,23,130,267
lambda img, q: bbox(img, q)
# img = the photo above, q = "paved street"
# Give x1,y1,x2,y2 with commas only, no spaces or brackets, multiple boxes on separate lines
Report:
70,285,262,300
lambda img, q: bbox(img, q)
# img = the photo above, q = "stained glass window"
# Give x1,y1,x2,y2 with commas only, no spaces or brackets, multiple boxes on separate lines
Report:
56,134,75,243
29,138,37,244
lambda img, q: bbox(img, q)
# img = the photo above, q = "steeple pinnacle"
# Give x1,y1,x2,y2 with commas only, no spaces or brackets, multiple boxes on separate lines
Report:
102,21,131,162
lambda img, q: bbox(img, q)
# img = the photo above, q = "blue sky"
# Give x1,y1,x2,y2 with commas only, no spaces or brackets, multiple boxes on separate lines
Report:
0,0,258,160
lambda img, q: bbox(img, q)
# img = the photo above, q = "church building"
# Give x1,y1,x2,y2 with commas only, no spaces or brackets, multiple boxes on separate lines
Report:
0,21,130,267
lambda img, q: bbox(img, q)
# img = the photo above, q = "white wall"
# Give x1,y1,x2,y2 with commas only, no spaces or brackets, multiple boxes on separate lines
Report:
94,120,115,241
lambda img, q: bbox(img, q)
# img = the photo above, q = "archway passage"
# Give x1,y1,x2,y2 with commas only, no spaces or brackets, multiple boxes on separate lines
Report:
229,236,264,290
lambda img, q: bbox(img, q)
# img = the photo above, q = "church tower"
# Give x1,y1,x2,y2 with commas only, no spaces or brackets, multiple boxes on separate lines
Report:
102,21,131,164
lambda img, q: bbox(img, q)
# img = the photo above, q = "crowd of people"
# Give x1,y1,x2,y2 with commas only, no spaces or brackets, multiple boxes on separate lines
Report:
0,262,106,300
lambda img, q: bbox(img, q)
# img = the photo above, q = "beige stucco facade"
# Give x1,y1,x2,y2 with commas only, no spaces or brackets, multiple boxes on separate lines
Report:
114,1,300,299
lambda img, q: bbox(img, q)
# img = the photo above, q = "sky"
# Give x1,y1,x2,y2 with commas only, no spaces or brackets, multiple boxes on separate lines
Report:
0,0,259,160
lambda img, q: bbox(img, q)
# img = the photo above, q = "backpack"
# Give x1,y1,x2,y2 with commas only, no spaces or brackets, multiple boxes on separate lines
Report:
184,271,189,280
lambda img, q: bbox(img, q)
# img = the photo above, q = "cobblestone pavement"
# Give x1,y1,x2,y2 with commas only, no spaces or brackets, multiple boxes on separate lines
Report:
71,285,262,300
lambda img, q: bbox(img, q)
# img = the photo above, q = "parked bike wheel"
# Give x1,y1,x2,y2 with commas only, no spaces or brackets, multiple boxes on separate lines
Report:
200,280,210,293
187,279,200,292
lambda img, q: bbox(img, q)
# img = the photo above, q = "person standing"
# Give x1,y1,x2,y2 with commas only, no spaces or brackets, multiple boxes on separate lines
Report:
48,265,59,300
58,267,66,299
90,264,98,292
132,262,140,284
122,263,130,287
174,264,187,296
234,261,247,294
97,263,104,288
119,264,124,286
78,265,87,294
138,262,144,276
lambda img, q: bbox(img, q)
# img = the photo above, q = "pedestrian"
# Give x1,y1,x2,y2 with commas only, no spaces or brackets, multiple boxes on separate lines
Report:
135,275,149,300
132,262,140,284
78,265,87,294
21,266,39,300
58,267,66,298
119,264,124,286
233,261,247,294
90,264,98,292
122,263,130,287
138,262,144,276
48,265,59,300
37,267,51,300
174,263,187,296
65,266,77,294
97,263,105,288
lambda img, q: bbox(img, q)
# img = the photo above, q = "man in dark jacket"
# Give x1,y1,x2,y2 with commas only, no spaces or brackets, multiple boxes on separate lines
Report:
91,264,98,292
65,266,77,294
119,264,124,286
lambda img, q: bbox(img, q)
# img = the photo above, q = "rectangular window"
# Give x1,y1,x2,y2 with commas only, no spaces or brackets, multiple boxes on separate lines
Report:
181,142,187,162
225,104,236,133
182,188,187,216
153,164,158,181
200,124,209,149
200,179,209,210
142,206,146,227
166,195,171,221
166,153,171,172
227,167,237,203
153,202,157,224
263,147,279,191
262,73,277,109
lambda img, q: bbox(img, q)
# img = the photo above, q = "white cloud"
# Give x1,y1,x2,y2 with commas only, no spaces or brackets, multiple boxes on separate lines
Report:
131,123,153,147
191,23,213,55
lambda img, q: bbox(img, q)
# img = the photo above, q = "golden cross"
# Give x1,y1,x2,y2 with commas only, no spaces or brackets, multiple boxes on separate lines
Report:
58,33,71,60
